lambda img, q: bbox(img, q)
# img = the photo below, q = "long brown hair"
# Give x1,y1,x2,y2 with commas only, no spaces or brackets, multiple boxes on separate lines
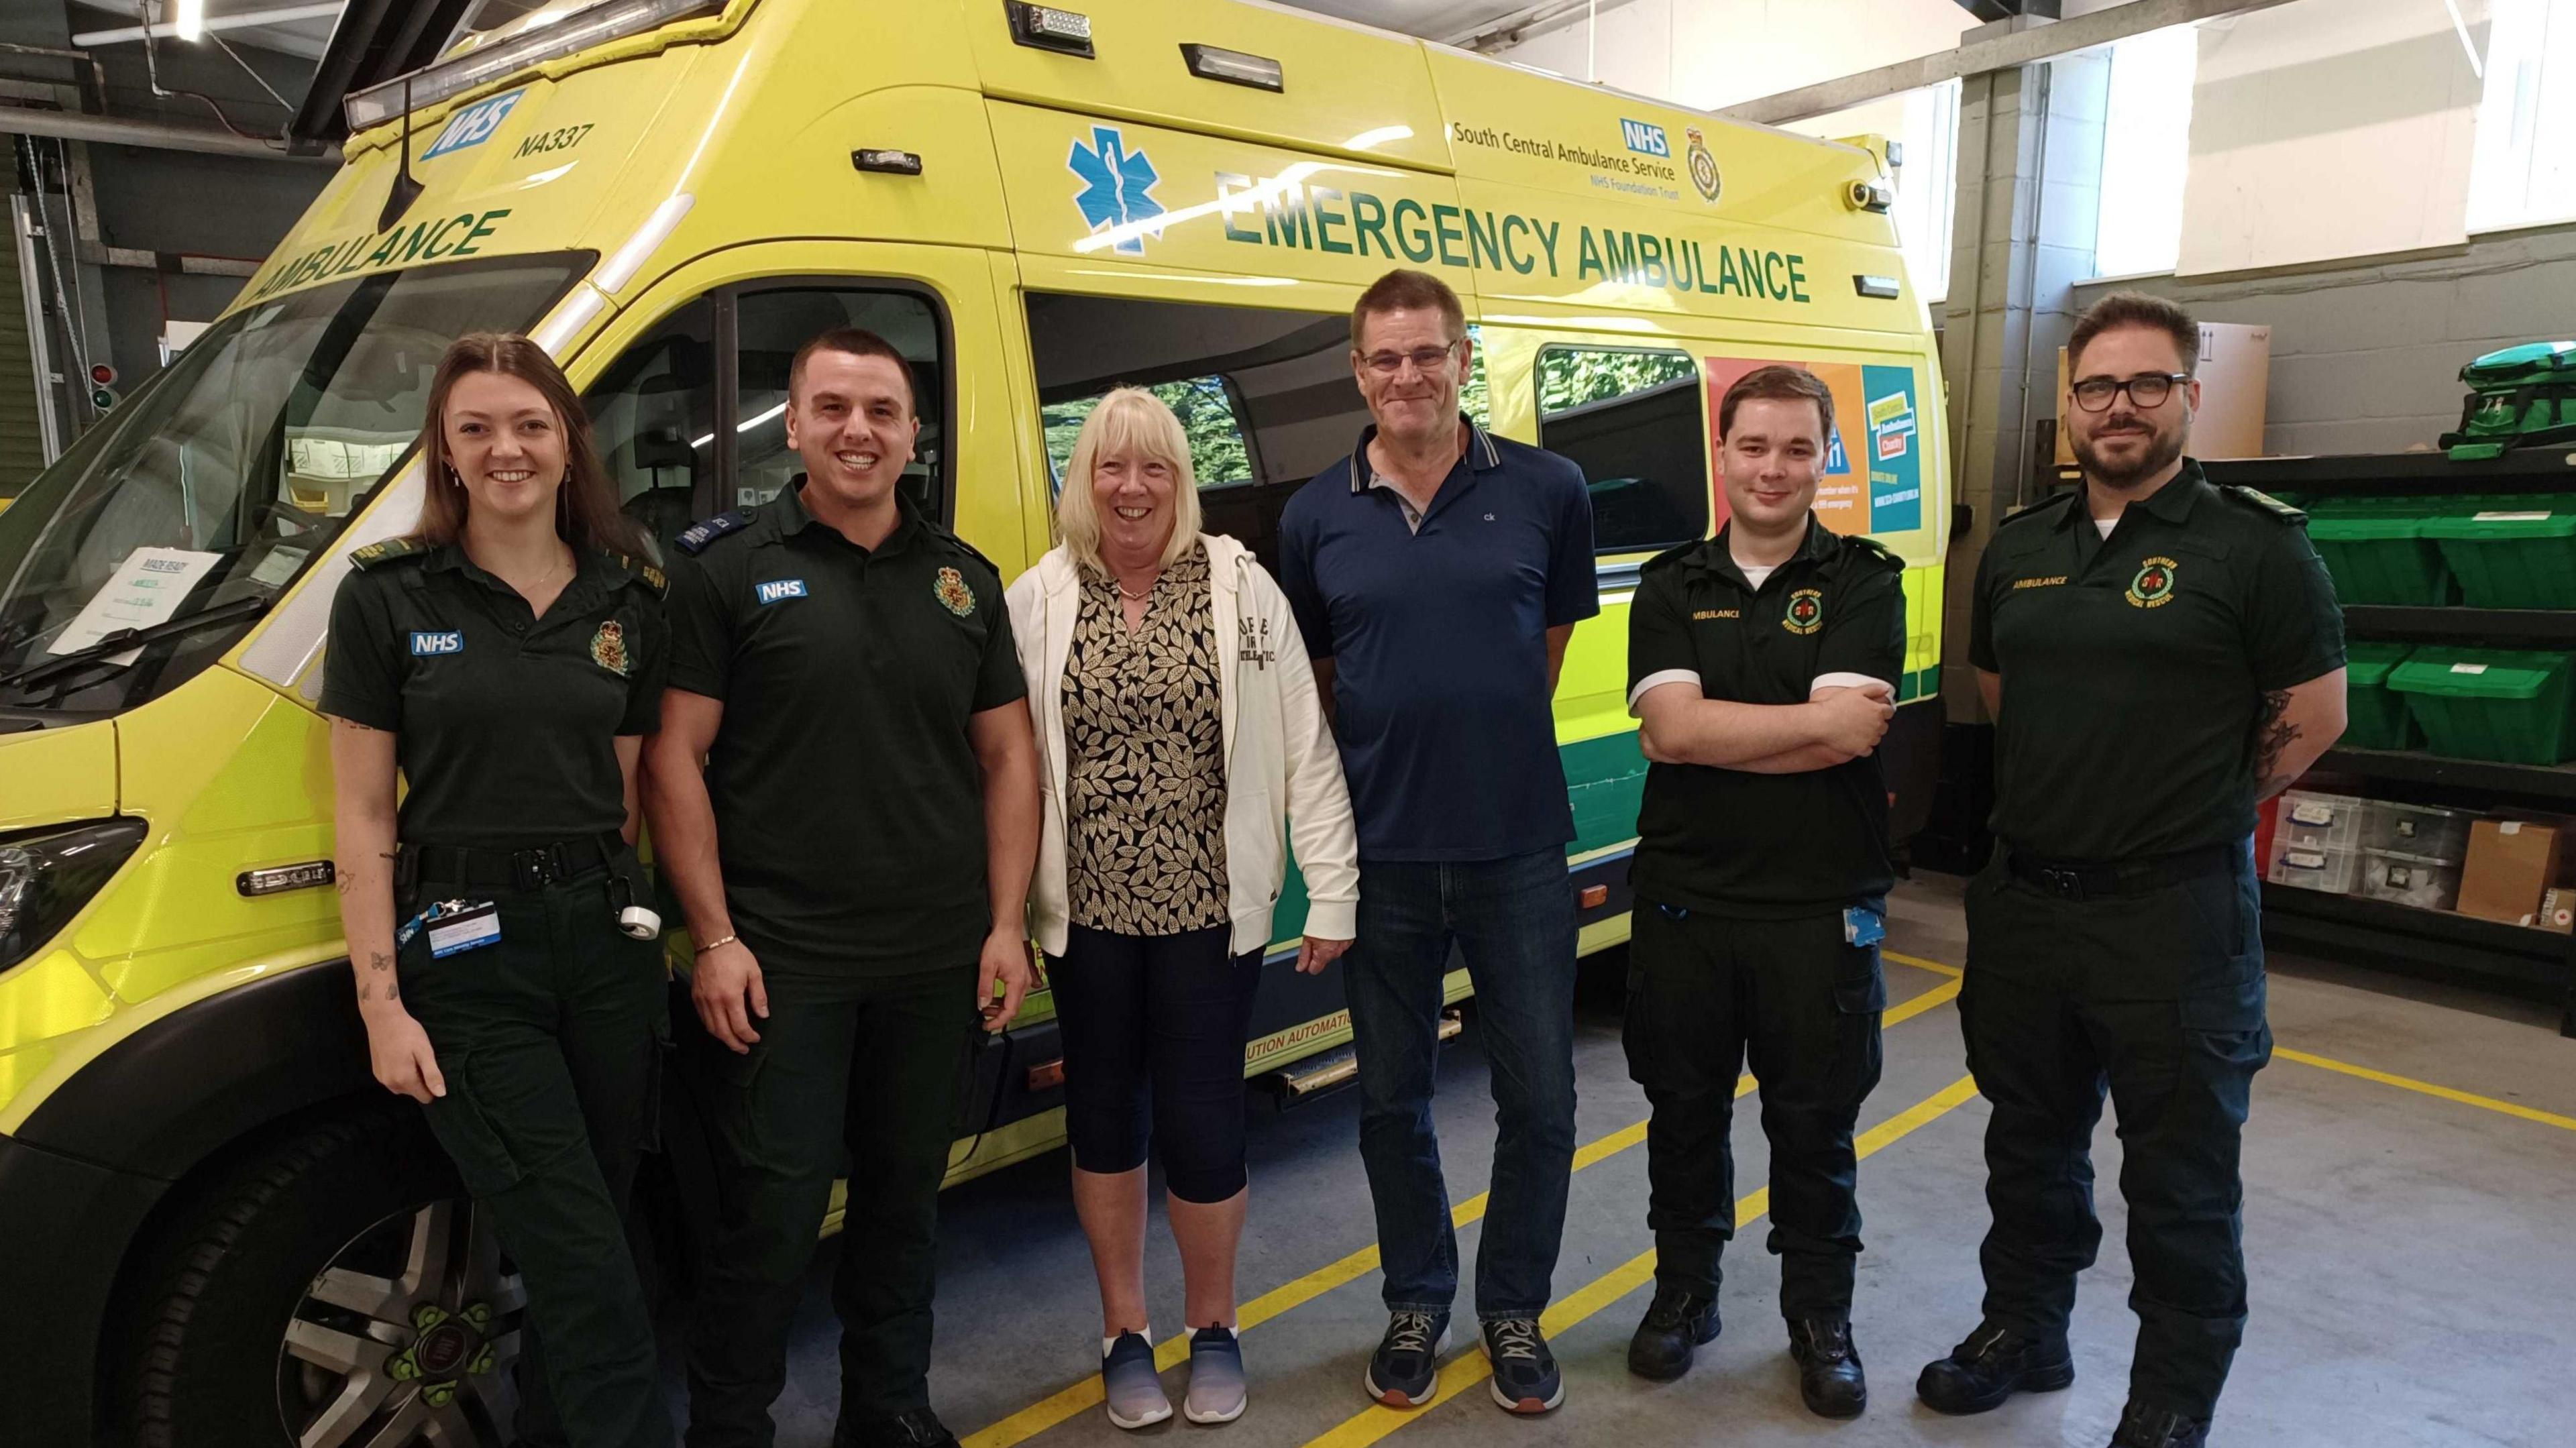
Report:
412,332,643,555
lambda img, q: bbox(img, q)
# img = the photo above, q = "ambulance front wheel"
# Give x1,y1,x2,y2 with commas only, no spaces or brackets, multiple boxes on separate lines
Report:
125,1099,525,1448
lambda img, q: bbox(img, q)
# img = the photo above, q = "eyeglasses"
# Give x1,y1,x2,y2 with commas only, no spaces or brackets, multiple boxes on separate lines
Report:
1358,343,1461,376
2071,372,2191,412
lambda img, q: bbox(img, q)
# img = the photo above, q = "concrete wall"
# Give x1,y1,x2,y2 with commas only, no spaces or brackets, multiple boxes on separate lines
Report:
2073,220,2576,456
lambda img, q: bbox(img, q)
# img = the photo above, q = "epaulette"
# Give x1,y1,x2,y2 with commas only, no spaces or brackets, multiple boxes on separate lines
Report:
673,510,751,555
613,553,668,596
2220,484,2308,524
1845,534,1904,571
1998,490,2078,527
1640,537,1705,576
928,520,1000,575
347,537,429,571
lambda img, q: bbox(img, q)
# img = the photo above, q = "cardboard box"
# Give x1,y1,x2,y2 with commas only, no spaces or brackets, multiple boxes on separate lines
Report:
2057,322,2272,465
2538,887,2575,934
2457,818,2562,925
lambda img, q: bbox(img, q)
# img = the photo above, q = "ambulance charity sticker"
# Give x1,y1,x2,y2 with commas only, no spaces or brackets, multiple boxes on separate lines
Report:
2127,556,2179,608
590,620,629,675
1784,588,1825,635
934,566,976,617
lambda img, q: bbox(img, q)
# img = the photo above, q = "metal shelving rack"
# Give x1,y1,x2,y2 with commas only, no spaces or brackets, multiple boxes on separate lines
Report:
2200,447,2576,1036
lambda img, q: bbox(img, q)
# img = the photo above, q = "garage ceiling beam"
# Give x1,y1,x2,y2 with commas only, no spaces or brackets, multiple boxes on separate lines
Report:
1951,1,2061,21
0,105,335,161
1723,0,2298,125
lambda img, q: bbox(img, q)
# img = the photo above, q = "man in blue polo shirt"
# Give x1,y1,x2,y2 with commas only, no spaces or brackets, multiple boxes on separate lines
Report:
1279,268,1598,1417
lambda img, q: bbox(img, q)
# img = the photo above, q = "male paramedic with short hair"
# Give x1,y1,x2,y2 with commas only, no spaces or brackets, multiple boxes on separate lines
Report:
644,327,1040,1448
1277,267,1597,1417
1621,364,1900,1418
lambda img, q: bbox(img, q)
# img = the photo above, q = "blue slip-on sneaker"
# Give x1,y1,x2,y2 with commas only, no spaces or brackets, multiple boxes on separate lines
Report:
1101,1329,1172,1431
1184,1325,1248,1425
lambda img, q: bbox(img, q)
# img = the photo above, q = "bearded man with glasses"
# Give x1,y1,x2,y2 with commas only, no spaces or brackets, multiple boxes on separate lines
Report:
1917,292,2347,1448
1277,268,1598,1418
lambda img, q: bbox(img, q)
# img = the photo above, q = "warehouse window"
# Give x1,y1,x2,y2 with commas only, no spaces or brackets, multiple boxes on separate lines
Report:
2094,25,2198,278
1534,346,1706,557
2469,0,2576,232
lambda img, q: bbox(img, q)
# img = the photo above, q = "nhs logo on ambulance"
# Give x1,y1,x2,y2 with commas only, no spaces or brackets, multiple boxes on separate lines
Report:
422,89,525,160
1621,119,1670,158
410,631,464,656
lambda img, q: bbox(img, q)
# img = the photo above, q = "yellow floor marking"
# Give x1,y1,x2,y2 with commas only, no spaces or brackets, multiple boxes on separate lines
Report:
1886,948,1963,978
961,969,1963,1447
2273,1046,2576,1132
1299,1076,1985,1447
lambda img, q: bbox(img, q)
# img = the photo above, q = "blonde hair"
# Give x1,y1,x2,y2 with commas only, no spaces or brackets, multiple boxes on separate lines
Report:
1055,386,1205,575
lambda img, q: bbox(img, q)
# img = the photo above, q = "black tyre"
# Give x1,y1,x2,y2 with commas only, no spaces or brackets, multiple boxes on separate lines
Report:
129,1101,527,1448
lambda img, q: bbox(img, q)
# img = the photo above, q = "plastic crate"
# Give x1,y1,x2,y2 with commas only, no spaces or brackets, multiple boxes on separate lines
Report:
2341,641,2420,750
2305,500,2455,606
2385,649,2576,765
2274,789,2366,853
2418,499,2576,609
2359,849,2462,911
2267,840,2359,895
2359,799,2472,860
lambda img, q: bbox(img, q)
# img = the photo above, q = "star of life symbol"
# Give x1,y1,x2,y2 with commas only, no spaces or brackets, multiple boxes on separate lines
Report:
1069,125,1165,255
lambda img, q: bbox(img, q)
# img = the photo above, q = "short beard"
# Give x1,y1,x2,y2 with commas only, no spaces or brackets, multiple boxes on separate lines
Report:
2072,423,2184,490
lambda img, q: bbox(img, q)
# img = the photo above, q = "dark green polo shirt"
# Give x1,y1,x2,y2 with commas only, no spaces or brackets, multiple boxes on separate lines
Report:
1969,461,2345,863
321,541,668,849
1625,516,1905,917
663,482,1024,972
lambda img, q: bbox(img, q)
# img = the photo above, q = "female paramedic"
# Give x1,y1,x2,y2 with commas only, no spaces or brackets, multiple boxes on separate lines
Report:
325,332,675,1448
1005,388,1360,1431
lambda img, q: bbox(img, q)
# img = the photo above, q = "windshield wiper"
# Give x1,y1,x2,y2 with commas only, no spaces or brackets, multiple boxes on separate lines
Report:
0,594,273,693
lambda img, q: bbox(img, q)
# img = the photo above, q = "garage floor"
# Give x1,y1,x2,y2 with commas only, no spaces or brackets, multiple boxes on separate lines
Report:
662,874,2576,1447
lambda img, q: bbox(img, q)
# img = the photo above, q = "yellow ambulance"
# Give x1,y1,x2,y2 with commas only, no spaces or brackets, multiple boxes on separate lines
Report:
0,1,1946,1440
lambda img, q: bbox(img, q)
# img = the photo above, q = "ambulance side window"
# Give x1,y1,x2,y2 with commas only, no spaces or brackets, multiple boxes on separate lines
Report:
1534,346,1706,557
735,288,946,519
584,297,716,559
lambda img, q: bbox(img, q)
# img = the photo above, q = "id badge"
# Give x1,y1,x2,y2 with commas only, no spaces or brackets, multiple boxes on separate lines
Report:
1842,905,1886,948
425,900,502,958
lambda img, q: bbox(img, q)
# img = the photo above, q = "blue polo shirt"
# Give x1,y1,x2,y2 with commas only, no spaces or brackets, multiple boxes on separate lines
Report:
1279,416,1599,862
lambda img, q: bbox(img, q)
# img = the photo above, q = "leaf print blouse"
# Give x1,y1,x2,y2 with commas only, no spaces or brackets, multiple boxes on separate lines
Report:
1063,542,1230,935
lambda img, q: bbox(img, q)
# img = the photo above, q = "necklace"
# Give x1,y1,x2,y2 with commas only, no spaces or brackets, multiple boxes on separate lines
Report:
1114,572,1157,600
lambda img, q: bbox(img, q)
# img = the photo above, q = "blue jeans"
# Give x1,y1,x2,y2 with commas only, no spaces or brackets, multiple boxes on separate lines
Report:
1346,847,1579,1321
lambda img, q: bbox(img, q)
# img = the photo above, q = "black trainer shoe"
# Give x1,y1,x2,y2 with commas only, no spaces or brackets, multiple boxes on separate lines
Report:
1481,1318,1564,1414
1915,1322,2076,1415
835,1406,960,1448
2110,1402,2211,1447
1786,1319,1868,1418
1626,1287,1720,1381
1364,1309,1448,1408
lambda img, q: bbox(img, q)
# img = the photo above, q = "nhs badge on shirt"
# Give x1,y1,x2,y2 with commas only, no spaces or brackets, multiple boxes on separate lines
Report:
409,630,464,656
755,578,808,606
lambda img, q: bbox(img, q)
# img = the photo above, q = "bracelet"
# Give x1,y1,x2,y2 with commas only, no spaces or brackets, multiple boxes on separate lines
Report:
694,933,739,956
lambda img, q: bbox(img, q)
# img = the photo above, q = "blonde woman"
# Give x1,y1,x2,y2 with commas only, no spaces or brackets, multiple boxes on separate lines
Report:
1006,388,1359,1429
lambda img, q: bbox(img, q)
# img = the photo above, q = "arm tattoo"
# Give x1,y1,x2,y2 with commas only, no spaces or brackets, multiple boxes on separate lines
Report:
368,951,392,972
2253,687,2301,797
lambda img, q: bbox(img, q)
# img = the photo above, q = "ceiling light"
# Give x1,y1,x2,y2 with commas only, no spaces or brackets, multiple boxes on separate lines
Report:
344,0,722,133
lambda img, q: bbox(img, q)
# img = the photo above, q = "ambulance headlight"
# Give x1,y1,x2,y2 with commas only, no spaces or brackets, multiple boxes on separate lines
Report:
0,819,146,973
345,0,724,133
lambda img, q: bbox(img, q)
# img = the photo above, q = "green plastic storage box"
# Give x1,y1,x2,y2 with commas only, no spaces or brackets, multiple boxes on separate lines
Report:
2385,649,2576,765
2418,499,2576,610
2341,641,2420,750
2305,500,2455,606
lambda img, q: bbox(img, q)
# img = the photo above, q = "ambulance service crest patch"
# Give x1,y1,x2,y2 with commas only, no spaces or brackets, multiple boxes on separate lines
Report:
1686,125,1721,205
2127,556,2179,609
590,620,629,675
1784,588,1825,635
934,566,976,617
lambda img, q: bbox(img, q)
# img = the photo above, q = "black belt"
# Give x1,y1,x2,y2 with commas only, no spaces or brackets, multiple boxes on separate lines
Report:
2001,842,2240,903
401,832,625,893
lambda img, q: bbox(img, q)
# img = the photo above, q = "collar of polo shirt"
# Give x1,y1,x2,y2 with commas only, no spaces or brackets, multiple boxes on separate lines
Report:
2058,459,2210,531
1347,412,1501,492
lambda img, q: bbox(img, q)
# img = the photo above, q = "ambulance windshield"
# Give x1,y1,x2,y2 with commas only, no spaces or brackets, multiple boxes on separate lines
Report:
0,254,582,724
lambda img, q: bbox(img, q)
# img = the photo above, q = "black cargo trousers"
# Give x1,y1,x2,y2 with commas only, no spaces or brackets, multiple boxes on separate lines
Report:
1622,899,1888,1321
1961,838,2272,1423
395,850,674,1448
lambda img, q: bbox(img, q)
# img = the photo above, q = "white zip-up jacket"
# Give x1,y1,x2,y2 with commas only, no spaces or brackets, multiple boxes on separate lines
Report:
1006,533,1360,958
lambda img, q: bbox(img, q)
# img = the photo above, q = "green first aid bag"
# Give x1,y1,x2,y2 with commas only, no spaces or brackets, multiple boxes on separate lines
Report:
2440,341,2576,460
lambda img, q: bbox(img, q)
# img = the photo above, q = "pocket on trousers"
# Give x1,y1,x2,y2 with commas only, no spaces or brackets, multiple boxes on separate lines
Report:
1833,948,1888,1016
1621,958,1659,1087
2180,963,2269,1040
422,1058,526,1196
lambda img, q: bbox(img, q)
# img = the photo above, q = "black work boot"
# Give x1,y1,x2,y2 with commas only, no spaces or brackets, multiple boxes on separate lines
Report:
835,1406,960,1448
1786,1319,1867,1418
1625,1286,1720,1381
2110,1402,2211,1447
1915,1322,2076,1414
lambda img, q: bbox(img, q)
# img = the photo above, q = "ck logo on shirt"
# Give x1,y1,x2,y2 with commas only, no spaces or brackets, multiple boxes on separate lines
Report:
755,578,808,606
409,630,464,656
